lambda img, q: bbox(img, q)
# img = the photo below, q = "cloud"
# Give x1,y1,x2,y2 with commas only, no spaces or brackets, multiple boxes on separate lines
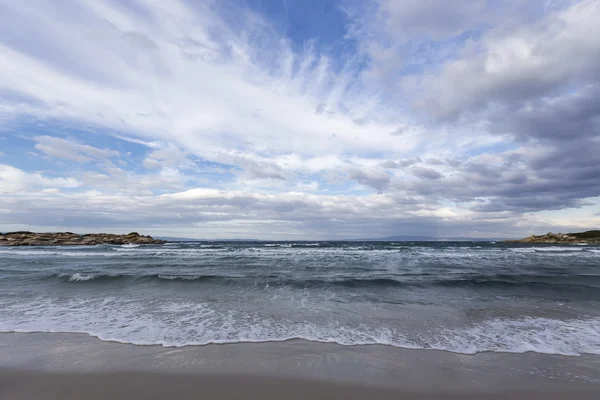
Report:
389,127,405,136
34,136,119,163
142,146,191,169
348,167,391,191
0,182,511,238
490,85,600,142
416,0,600,121
0,164,79,193
376,0,488,41
411,166,443,180
0,0,411,172
0,0,598,238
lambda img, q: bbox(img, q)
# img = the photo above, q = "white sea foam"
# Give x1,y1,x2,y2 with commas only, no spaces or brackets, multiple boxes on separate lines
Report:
509,247,591,254
533,247,585,252
157,275,204,280
1,296,599,356
0,250,115,257
59,273,98,282
510,248,536,253
114,247,226,254
120,244,140,248
432,317,600,356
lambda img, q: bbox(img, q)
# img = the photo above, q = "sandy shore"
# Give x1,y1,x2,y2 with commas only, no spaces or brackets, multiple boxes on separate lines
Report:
1,332,599,398
2,371,600,400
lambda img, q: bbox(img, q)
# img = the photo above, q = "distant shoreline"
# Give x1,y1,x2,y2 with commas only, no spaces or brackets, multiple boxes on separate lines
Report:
0,231,166,246
2,230,599,246
503,230,600,244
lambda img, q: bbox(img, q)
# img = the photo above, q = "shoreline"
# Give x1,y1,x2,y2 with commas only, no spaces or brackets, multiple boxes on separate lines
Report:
1,332,599,394
1,328,598,357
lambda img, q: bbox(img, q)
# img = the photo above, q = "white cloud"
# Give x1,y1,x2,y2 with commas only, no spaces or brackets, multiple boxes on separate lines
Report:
0,177,596,238
0,0,425,177
34,136,119,163
0,0,598,237
0,164,80,194
142,145,191,169
415,0,600,119
377,0,488,41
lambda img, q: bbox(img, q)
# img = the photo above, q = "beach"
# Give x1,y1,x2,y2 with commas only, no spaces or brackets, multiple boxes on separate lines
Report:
3,372,599,400
4,0,600,396
1,241,600,397
1,332,600,398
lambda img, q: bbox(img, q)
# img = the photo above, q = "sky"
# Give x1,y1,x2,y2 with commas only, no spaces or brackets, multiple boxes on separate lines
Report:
1,0,599,239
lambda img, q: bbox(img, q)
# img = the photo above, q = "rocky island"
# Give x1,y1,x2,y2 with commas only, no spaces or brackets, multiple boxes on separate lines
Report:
0,231,166,246
504,230,600,244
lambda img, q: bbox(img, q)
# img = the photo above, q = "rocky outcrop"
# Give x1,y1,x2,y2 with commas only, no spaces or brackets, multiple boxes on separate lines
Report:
0,231,166,246
504,230,600,244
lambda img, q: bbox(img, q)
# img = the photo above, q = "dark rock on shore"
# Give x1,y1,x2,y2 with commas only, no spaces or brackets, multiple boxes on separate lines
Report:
0,232,167,246
503,230,600,244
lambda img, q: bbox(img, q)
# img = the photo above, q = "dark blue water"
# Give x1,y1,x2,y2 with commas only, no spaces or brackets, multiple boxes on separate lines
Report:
1,242,599,355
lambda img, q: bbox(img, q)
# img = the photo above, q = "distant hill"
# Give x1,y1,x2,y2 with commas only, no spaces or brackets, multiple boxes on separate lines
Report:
155,236,204,242
354,235,503,242
157,235,503,242
156,237,261,242
569,230,600,239
504,230,600,244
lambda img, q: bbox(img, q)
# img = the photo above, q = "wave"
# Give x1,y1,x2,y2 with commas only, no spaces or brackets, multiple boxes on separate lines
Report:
0,249,116,257
52,273,255,283
510,247,593,253
533,247,585,252
47,272,600,292
3,245,599,261
58,273,99,282
157,274,204,281
114,247,227,254
1,297,599,356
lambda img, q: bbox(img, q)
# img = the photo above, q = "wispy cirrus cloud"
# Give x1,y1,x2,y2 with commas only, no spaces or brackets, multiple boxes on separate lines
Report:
0,0,598,238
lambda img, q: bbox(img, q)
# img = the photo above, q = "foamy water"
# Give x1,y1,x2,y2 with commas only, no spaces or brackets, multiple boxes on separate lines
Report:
1,241,599,355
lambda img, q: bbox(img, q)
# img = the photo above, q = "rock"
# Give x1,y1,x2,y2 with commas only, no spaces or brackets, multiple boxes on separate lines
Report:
0,232,167,246
503,230,600,245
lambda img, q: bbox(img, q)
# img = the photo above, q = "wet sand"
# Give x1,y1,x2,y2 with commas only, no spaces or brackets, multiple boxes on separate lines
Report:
1,332,599,398
2,371,600,400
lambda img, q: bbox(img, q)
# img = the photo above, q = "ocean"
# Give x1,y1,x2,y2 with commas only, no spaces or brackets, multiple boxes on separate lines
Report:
1,241,599,356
